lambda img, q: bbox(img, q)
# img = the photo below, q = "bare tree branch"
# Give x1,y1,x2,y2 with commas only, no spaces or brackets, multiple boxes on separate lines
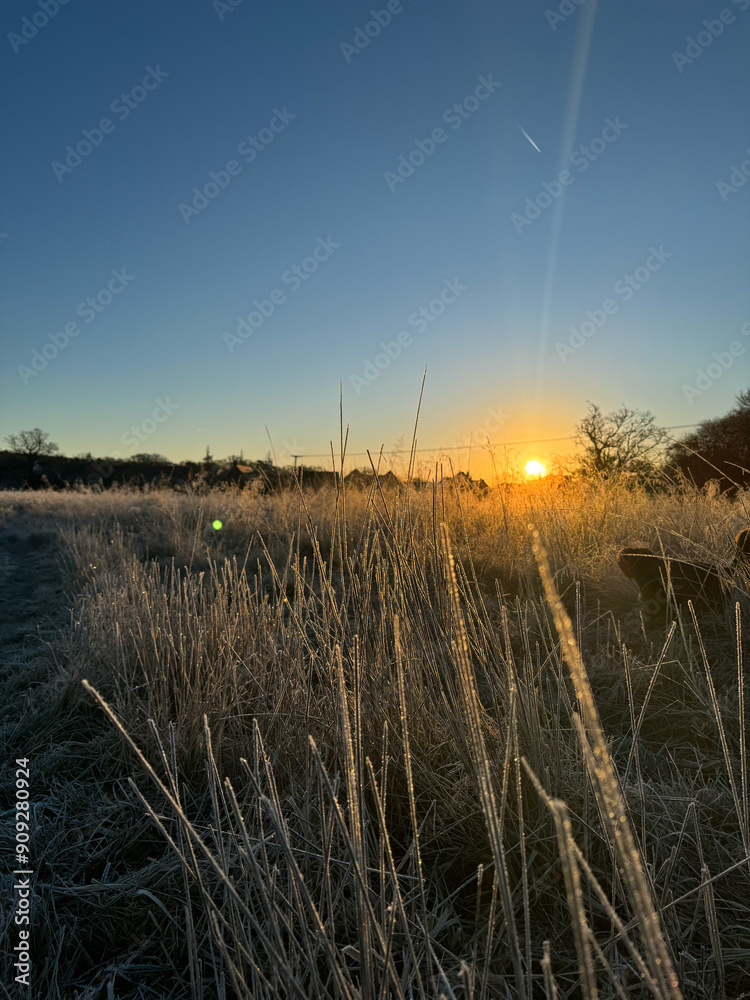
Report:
4,428,59,466
574,403,667,477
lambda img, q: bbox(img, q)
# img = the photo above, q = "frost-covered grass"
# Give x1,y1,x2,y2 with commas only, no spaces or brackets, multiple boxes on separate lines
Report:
2,476,749,998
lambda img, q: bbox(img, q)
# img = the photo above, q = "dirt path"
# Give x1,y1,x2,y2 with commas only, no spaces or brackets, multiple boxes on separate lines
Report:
0,515,69,709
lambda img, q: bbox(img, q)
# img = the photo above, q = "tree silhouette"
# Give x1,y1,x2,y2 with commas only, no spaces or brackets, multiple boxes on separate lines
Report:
667,389,750,489
574,403,667,477
130,453,169,465
5,428,59,477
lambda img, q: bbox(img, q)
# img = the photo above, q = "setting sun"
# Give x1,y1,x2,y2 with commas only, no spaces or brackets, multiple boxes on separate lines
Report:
524,460,547,478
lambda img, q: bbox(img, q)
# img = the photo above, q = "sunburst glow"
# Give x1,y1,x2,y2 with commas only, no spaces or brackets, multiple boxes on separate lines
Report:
524,460,547,478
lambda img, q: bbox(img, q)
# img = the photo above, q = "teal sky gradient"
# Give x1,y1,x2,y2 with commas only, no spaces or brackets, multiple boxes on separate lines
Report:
2,0,748,472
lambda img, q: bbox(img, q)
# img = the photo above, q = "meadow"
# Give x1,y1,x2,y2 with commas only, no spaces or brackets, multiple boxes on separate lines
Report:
1,473,749,999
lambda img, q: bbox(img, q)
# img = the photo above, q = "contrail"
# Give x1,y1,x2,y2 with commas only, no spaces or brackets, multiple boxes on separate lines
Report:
517,124,541,152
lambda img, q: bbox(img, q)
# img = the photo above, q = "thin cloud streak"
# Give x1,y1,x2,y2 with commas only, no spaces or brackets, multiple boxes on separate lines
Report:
517,123,541,152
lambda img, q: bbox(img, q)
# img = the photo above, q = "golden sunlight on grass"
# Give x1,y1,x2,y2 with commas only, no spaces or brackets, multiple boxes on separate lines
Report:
524,459,546,477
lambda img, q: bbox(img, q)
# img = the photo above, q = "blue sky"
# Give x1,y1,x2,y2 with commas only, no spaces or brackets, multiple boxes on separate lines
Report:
2,0,749,474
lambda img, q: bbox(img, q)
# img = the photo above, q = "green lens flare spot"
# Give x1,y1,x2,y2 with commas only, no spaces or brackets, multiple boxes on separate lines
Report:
212,519,223,531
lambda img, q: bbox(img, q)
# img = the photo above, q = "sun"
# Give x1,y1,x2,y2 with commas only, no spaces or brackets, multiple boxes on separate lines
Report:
524,460,547,478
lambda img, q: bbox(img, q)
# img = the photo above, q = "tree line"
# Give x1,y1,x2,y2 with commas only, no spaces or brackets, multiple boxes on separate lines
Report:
4,389,749,490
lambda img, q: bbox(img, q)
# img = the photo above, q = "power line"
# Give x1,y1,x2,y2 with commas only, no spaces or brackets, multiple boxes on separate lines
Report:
294,435,572,459
288,424,700,461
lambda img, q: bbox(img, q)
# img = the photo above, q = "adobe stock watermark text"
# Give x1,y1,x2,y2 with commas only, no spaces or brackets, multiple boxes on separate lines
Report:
545,0,589,31
350,278,467,393
11,757,33,987
384,75,500,191
178,107,296,222
682,321,750,403
52,67,170,182
340,1,415,62
556,247,671,361
18,268,135,384
716,145,750,201
222,237,339,352
213,0,247,21
8,0,73,54
672,1,749,73
511,117,628,234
